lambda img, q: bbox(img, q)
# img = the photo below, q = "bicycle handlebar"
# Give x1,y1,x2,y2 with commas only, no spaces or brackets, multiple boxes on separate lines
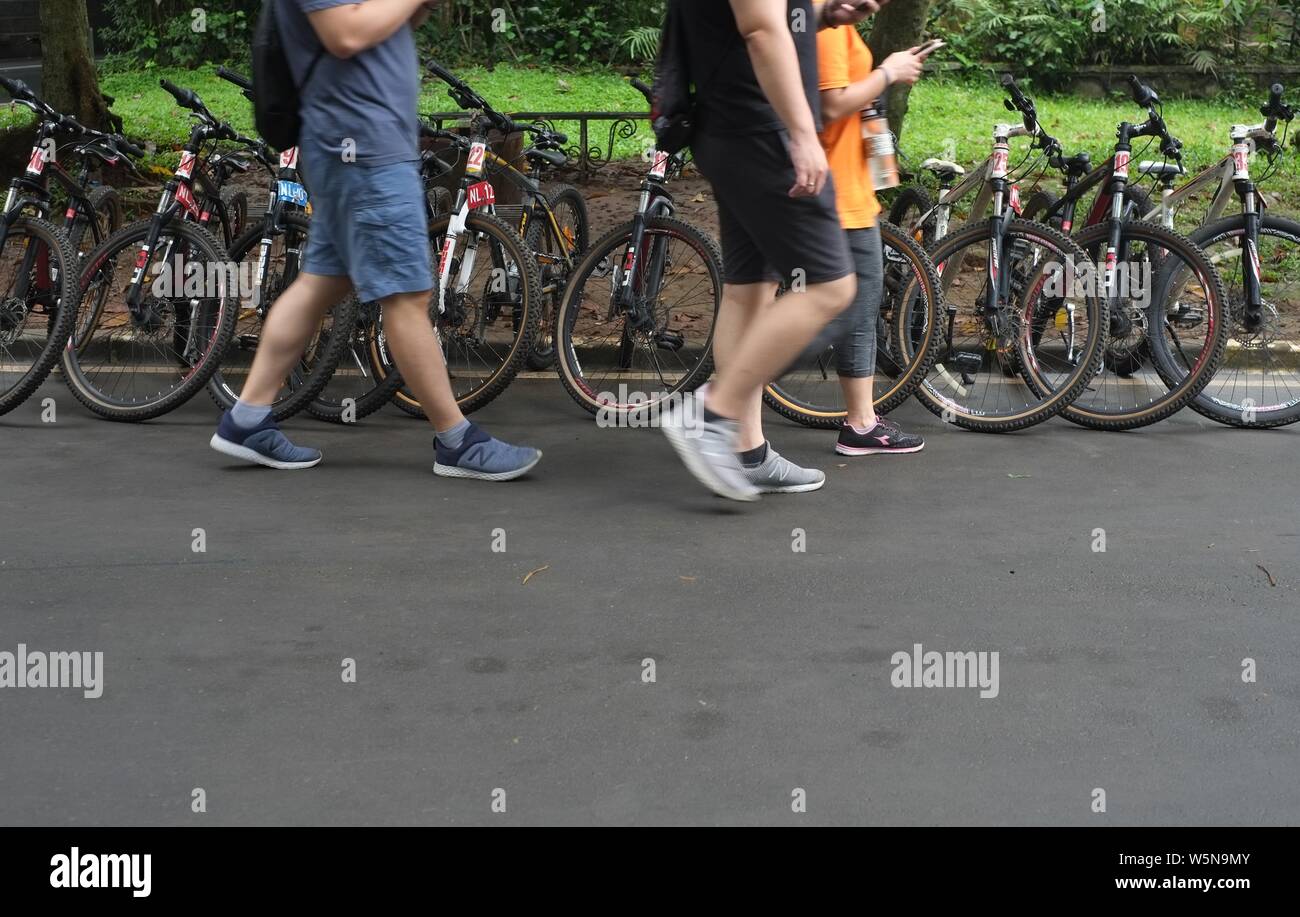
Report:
216,66,254,93
1262,82,1294,134
161,79,205,114
1127,74,1159,110
630,78,654,107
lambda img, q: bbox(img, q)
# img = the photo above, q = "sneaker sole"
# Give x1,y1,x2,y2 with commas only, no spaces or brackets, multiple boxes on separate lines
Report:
662,417,760,503
835,442,925,456
210,434,322,470
434,451,542,482
758,478,826,494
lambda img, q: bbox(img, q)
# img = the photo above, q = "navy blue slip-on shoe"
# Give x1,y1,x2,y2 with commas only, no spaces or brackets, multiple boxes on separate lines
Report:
433,422,541,481
210,411,323,470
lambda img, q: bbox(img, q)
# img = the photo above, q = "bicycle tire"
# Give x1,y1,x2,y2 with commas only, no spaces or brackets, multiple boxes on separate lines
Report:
305,297,405,423
0,216,79,416
67,186,123,256
763,220,943,428
888,184,938,247
916,217,1107,432
1061,219,1229,431
62,218,238,422
207,212,360,422
555,214,721,417
385,209,542,416
1182,213,1300,428
525,183,589,371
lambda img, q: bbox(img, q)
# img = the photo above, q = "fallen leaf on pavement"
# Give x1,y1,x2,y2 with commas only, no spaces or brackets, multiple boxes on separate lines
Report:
522,565,550,585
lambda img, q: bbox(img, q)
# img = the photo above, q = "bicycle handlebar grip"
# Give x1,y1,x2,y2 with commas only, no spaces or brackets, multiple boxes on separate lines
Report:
0,76,29,99
116,137,146,158
216,66,254,92
1127,74,1157,108
160,79,199,110
427,60,461,87
629,78,654,104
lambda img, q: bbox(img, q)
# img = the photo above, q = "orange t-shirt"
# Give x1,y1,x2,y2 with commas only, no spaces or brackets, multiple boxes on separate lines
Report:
817,25,881,230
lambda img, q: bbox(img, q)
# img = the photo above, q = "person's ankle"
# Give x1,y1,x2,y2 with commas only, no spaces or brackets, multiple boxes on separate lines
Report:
844,417,877,434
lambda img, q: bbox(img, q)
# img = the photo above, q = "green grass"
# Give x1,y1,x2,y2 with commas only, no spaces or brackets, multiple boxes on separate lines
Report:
4,64,1297,214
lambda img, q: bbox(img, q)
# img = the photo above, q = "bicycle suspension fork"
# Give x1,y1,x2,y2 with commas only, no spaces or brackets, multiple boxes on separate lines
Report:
1230,135,1264,330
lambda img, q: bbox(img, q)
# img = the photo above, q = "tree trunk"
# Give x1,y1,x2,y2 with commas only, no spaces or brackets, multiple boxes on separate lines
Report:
39,0,109,129
867,0,935,139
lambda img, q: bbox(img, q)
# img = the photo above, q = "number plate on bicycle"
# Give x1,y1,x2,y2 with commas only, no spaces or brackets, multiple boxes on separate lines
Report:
650,151,669,179
466,141,487,176
466,180,496,210
277,180,310,207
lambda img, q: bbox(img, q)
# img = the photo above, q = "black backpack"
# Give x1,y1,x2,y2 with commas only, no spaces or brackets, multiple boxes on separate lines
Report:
650,0,694,154
651,0,736,154
251,0,324,152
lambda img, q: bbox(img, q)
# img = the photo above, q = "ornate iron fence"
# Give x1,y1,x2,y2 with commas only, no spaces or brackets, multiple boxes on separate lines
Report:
425,111,651,175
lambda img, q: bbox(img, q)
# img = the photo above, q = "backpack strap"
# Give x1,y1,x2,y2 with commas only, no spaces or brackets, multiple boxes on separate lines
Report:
300,48,325,90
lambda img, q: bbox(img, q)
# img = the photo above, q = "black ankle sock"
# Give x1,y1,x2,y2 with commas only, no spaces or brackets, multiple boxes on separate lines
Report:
738,442,768,467
703,405,732,424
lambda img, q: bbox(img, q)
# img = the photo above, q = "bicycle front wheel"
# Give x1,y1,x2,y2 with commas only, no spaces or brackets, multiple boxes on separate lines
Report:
764,220,942,428
0,216,78,416
382,210,541,416
1184,214,1300,428
63,218,238,421
554,215,721,417
1062,220,1228,430
916,218,1107,432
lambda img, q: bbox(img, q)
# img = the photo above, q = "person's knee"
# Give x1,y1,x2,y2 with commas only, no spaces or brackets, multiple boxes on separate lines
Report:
381,289,434,315
811,273,858,318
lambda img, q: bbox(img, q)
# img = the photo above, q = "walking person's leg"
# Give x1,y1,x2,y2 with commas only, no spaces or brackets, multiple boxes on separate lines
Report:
833,227,924,456
706,274,856,494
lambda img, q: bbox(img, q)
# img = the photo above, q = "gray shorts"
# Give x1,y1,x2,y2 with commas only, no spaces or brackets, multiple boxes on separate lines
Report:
299,143,433,303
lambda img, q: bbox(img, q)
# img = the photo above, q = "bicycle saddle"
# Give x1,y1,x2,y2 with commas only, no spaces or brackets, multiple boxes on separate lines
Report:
525,148,566,168
920,158,965,177
1137,161,1185,178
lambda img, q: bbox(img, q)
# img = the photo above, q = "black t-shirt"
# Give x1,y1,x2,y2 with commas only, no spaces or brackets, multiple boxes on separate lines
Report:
683,0,822,136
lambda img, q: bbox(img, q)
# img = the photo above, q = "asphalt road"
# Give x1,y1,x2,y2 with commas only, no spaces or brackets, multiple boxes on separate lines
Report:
1,379,1297,826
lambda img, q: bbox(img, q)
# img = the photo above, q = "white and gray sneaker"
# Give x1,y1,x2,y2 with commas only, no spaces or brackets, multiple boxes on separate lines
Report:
661,391,760,502
741,444,826,493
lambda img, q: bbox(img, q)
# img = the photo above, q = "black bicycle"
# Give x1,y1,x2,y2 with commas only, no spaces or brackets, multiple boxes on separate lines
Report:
552,79,722,418
62,79,245,421
0,76,140,415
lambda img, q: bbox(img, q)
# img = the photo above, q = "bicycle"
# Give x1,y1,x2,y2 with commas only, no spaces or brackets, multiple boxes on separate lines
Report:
61,79,249,421
426,61,588,371
1136,84,1300,427
0,78,111,415
1015,75,1231,430
358,94,543,417
900,78,1108,431
551,79,722,419
762,220,944,427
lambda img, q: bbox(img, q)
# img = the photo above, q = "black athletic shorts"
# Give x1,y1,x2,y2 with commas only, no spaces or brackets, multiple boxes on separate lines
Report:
692,128,853,287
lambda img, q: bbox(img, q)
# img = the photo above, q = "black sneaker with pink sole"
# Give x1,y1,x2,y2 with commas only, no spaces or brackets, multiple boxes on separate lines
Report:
835,418,925,456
